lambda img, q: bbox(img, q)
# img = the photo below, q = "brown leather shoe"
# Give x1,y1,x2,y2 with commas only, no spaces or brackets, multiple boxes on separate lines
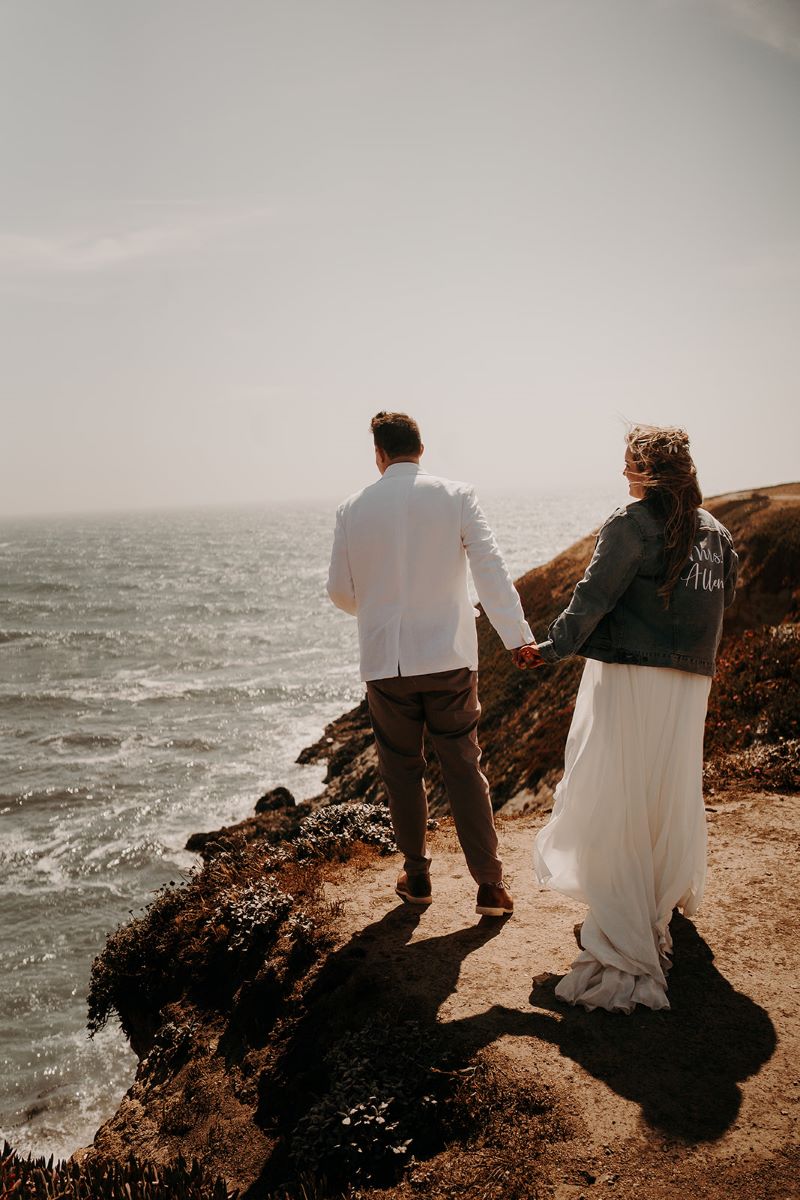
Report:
395,871,432,905
475,881,514,917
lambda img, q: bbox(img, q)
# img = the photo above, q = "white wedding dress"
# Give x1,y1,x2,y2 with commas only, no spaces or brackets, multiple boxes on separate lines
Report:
533,658,712,1013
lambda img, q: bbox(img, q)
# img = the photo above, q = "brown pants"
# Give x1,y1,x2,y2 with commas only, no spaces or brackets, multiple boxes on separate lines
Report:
365,667,502,886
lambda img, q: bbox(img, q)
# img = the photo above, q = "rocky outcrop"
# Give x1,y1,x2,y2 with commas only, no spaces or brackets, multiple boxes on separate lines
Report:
185,789,315,859
299,483,800,812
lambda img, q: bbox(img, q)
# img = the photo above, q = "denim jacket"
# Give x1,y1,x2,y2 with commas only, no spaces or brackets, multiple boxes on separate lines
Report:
537,497,739,677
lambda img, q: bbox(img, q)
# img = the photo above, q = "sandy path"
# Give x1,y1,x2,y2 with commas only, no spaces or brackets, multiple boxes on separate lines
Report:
319,789,799,1198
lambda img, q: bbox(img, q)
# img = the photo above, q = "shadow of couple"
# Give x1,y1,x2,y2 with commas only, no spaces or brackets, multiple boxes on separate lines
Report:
288,902,776,1144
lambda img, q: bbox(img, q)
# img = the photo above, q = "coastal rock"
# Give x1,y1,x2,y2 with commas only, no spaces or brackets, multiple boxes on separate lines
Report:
254,785,295,812
185,799,314,858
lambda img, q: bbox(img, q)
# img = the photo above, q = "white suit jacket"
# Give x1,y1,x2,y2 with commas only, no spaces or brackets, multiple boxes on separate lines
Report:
327,463,533,682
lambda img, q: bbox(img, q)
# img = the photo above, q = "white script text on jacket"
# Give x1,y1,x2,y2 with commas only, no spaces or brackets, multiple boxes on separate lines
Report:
327,463,533,681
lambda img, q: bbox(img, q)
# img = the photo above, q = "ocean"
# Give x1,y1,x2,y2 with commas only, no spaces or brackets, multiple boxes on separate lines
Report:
0,487,618,1159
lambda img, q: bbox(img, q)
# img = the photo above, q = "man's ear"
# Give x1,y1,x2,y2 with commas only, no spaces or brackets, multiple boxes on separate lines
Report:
419,443,424,456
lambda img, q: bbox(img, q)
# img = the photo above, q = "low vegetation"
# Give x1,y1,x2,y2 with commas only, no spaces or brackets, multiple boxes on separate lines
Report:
705,624,800,792
0,1142,235,1199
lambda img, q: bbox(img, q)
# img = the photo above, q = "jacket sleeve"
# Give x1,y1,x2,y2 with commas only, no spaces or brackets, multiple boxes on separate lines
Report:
537,509,644,663
326,505,357,615
722,531,739,610
461,488,534,650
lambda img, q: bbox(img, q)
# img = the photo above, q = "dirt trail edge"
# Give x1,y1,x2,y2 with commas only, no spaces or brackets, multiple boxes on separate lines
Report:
317,789,798,1200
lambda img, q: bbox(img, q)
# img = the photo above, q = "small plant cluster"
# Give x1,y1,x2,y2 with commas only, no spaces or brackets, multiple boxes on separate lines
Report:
704,737,800,793
705,624,800,789
290,802,401,861
213,877,294,955
144,1019,198,1084
289,1018,450,1187
0,1142,235,1199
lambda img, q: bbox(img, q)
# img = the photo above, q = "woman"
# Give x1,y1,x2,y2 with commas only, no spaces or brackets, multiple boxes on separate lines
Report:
521,425,738,1013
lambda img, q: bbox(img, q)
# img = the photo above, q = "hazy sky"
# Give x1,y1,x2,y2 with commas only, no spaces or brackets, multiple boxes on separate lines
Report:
2,0,799,517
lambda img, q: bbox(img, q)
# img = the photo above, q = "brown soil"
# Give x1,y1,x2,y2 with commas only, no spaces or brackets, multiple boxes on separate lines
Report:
314,789,799,1200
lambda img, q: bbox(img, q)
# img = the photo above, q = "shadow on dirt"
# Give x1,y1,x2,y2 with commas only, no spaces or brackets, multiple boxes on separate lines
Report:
246,906,775,1196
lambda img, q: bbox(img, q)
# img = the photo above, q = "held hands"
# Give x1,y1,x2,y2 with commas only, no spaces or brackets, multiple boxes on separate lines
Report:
511,642,545,670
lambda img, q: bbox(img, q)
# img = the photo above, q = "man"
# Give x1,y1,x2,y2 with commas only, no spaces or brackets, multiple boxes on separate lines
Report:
327,412,535,917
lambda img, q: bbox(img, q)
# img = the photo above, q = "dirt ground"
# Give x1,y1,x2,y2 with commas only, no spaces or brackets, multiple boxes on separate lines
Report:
317,788,799,1200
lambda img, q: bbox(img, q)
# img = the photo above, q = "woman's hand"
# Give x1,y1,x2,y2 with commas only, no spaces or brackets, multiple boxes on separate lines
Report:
512,643,545,669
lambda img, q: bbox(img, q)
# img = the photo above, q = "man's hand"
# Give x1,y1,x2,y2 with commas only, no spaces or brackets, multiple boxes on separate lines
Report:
512,643,545,670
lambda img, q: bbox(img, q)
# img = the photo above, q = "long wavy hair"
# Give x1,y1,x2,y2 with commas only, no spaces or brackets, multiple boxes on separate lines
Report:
625,424,703,606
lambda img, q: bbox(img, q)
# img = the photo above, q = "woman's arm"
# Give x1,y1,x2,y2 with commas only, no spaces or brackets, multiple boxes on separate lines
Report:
537,509,644,663
722,531,739,610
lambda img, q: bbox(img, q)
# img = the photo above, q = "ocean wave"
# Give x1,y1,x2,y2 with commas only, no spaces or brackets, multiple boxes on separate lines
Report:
84,837,172,872
0,673,343,713
3,580,80,595
3,1020,136,1163
1,785,98,808
0,823,172,886
96,677,286,705
81,603,137,616
172,601,270,618
39,731,124,749
56,629,124,644
155,736,218,751
0,628,123,647
0,691,91,711
0,599,58,614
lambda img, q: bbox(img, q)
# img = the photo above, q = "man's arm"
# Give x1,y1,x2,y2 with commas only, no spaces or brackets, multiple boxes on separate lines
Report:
461,488,533,650
326,505,357,615
536,509,643,663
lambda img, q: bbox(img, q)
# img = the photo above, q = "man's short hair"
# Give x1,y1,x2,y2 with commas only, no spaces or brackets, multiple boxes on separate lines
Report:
370,411,422,458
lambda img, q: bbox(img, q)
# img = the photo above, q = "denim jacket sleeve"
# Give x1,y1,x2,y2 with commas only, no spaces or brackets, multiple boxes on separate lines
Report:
537,509,644,663
722,530,739,610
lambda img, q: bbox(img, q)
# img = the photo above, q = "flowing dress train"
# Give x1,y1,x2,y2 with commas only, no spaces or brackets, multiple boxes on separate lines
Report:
533,659,712,1013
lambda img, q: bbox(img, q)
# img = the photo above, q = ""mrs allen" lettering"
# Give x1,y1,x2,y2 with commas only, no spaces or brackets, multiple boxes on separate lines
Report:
681,543,724,592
